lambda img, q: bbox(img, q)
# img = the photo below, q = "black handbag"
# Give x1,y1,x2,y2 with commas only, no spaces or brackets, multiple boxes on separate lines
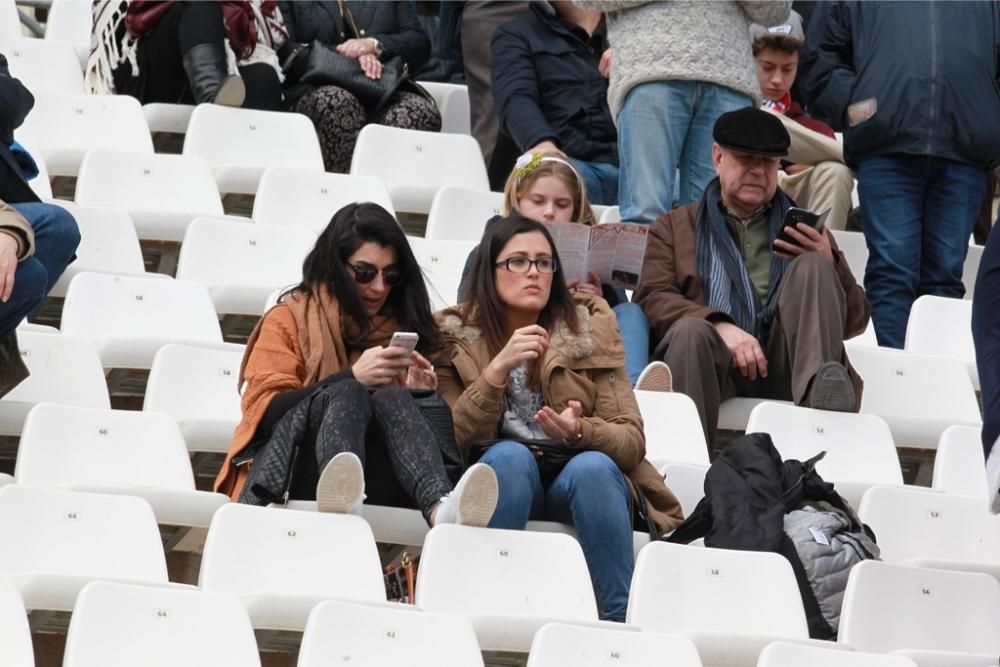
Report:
470,438,581,483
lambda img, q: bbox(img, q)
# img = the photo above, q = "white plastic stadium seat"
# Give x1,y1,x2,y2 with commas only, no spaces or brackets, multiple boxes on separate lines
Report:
839,561,1000,666
599,206,621,224
635,390,710,468
932,425,988,497
0,35,84,93
63,581,260,667
407,236,477,310
661,463,707,518
628,542,828,667
143,102,195,135
144,344,243,454
829,229,867,287
746,402,903,507
183,104,323,194
199,503,385,631
424,187,503,242
904,295,978,389
417,81,471,135
299,599,484,667
845,320,878,347
176,217,316,316
0,330,109,438
48,203,158,298
964,243,982,300
415,524,613,653
17,92,154,177
527,623,700,667
45,0,93,67
0,485,169,612
16,403,228,529
253,166,395,232
0,575,33,667
0,0,19,36
758,641,917,667
846,345,981,448
75,149,227,242
61,272,225,370
351,125,489,214
14,136,53,200
718,397,793,432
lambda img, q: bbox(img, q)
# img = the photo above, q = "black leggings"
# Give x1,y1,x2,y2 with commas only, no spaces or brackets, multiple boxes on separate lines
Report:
113,1,281,109
287,380,455,521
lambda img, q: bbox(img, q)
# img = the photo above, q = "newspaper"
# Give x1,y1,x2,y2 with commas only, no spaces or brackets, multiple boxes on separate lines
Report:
545,222,649,289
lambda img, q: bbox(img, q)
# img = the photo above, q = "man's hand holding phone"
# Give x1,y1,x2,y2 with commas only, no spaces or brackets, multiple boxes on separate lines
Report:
772,207,834,265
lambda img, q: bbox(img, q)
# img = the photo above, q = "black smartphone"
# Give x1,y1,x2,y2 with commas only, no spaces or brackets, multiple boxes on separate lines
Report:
772,207,830,251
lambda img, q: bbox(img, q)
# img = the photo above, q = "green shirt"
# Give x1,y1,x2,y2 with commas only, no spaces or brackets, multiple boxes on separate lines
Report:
721,202,772,302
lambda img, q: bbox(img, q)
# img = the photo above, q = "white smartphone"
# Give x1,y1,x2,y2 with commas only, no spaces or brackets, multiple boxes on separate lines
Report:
389,331,419,356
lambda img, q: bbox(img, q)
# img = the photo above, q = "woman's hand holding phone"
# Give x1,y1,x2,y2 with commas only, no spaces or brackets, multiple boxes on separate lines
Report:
405,351,438,390
353,345,413,387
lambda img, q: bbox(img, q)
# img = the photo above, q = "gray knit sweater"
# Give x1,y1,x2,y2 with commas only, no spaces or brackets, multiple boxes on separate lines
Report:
575,0,791,118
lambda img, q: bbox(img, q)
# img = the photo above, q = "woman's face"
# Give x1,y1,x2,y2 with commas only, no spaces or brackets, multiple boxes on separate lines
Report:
517,175,576,223
346,241,399,316
493,231,555,316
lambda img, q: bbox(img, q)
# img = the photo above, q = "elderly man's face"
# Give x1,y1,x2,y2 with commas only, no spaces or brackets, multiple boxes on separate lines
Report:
712,145,780,215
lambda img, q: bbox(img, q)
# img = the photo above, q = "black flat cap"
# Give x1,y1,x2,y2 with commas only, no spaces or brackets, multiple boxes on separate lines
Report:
713,107,790,157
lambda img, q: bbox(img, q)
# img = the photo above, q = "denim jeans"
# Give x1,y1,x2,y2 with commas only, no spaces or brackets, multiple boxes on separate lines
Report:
566,157,620,208
857,155,987,348
973,224,1000,457
0,202,79,340
613,302,650,385
477,440,633,621
617,80,751,224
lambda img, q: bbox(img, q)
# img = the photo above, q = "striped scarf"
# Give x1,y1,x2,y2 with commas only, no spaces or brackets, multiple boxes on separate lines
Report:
694,178,793,340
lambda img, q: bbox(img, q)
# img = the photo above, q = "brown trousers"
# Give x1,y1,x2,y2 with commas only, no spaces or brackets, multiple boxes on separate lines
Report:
656,252,863,446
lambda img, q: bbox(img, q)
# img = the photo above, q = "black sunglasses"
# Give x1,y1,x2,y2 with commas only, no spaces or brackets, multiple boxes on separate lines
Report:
348,262,403,286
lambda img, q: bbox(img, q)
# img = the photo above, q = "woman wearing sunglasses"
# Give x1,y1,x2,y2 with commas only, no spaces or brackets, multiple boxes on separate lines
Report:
216,203,498,528
434,216,683,621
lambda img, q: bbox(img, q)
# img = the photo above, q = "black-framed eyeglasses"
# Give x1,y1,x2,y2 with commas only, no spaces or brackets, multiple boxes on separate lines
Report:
495,256,558,274
348,262,403,286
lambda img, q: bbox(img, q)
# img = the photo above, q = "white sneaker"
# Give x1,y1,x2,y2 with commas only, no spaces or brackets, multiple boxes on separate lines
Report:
316,451,365,514
636,361,673,392
987,438,1000,515
434,463,498,527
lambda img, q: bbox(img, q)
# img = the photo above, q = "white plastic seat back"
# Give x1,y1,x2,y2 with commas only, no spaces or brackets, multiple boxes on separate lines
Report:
144,344,243,454
61,272,224,370
64,581,261,667
48,203,150,297
758,641,917,667
0,35,84,93
830,229,867,287
636,390,710,467
143,102,195,135
904,295,978,388
424,187,502,242
628,541,809,638
16,403,196,491
661,463,707,518
846,345,981,448
351,125,488,213
933,425,988,497
298,599,484,667
857,485,1000,564
14,135,53,200
0,1,19,36
45,0,93,66
0,485,168,610
0,575,33,667
964,243,982,300
253,167,395,231
845,320,877,348
0,331,109,437
599,206,621,224
176,217,316,315
526,623,702,667
183,104,323,193
417,81,471,135
839,561,1000,656
199,503,385,602
17,92,153,177
407,236,477,310
75,149,224,242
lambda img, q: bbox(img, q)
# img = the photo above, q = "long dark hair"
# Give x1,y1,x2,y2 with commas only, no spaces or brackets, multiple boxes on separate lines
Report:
295,202,442,354
464,215,579,358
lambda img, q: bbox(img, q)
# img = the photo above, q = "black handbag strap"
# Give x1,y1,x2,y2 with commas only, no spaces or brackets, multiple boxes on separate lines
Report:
336,0,363,42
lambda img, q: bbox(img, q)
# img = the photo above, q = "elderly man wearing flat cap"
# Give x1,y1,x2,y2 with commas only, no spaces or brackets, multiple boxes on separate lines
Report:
636,107,870,448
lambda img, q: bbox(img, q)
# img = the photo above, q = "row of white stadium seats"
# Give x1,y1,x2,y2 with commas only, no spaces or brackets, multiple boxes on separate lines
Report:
0,483,996,666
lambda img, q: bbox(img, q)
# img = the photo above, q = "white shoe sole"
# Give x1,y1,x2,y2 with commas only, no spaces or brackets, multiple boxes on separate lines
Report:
316,452,364,514
636,361,673,392
455,463,498,527
214,75,246,107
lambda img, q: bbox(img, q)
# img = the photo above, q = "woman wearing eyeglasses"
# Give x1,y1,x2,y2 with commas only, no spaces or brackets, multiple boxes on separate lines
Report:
434,216,683,621
216,203,498,528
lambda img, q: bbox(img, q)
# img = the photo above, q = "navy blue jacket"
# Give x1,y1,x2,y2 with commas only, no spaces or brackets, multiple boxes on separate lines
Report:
491,3,616,165
801,1,1000,169
0,53,38,204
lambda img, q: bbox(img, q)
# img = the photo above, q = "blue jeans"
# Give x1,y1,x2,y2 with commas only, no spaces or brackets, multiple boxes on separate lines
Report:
477,440,633,621
617,80,751,224
566,157,619,207
0,203,79,340
613,302,650,385
857,155,987,348
973,224,1000,457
